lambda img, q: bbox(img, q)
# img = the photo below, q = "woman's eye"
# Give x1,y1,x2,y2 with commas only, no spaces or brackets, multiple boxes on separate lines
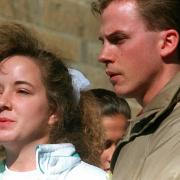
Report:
17,89,30,95
104,139,113,149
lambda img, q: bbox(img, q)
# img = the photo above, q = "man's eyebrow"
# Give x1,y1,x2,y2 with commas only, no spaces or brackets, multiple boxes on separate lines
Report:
98,30,129,41
108,31,129,39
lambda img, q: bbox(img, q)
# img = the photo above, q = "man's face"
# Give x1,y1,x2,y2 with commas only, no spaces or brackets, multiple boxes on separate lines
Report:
98,0,163,103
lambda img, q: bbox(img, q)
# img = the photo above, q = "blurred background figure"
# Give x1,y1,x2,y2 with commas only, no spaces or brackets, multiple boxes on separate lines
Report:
80,88,131,172
79,90,105,167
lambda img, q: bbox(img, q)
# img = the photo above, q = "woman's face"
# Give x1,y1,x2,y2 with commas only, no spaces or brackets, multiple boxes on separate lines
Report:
100,114,128,172
0,55,56,147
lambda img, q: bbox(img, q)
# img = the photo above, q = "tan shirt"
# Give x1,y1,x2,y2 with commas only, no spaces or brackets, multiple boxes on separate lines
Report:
112,72,180,180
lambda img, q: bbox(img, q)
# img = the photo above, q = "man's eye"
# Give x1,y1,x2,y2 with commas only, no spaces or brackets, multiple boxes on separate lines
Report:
108,33,129,45
110,37,124,45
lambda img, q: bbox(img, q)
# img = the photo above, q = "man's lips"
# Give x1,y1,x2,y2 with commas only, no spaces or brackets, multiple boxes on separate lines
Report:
106,70,120,77
106,71,120,84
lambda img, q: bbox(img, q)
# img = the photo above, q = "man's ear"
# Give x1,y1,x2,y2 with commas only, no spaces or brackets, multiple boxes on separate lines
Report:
48,113,58,126
159,29,179,58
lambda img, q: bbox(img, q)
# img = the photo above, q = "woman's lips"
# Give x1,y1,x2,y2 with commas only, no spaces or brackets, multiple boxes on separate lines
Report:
104,167,110,172
0,117,15,127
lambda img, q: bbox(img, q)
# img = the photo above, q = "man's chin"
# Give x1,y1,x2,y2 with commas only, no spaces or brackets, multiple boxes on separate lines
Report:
113,86,134,98
113,87,126,97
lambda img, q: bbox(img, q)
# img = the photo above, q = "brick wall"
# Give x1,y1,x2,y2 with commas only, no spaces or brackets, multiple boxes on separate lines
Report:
0,0,140,116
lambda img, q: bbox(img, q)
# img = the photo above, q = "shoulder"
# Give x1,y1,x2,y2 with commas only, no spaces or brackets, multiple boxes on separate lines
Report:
66,161,106,180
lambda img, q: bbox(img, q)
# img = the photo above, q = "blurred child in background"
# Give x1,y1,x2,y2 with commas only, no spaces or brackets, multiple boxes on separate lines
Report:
80,88,131,172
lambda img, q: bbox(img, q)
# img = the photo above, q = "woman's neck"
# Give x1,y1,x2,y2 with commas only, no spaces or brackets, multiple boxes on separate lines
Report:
4,137,49,171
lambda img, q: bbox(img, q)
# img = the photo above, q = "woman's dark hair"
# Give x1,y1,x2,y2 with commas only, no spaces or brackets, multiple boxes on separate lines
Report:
90,88,131,119
0,22,87,159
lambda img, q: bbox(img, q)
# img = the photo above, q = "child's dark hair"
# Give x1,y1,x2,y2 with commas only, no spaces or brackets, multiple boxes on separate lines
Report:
90,88,131,119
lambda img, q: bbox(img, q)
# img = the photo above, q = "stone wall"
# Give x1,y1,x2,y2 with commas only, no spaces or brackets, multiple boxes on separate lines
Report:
0,0,140,116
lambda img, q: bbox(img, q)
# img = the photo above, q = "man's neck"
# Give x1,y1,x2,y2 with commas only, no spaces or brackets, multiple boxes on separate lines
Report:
138,69,180,107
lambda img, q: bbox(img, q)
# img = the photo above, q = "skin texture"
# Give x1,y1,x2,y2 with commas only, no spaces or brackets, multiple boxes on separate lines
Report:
0,55,56,170
100,114,128,171
98,0,179,106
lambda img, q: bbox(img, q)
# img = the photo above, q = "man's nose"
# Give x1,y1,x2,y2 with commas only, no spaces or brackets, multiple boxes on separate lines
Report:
98,44,114,64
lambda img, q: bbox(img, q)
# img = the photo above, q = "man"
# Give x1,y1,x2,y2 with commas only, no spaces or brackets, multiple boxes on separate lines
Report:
91,0,180,179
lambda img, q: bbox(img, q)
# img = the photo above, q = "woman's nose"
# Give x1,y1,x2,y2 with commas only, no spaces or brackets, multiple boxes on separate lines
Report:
107,144,116,162
0,91,12,111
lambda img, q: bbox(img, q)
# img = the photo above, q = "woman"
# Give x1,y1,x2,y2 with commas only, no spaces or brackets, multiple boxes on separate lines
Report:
0,22,106,179
80,89,131,172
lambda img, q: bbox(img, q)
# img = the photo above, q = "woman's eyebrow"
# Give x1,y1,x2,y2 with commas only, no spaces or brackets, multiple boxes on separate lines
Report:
15,80,34,88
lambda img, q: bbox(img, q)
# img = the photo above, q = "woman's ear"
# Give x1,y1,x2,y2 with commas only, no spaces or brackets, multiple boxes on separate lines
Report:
159,29,179,58
48,113,58,126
